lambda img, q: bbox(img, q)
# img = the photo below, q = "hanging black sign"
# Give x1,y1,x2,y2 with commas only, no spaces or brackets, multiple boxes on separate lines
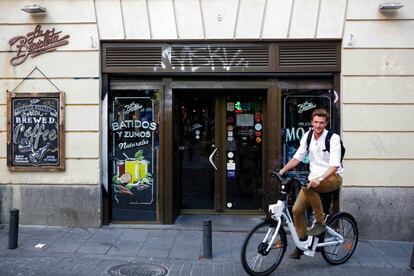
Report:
7,92,65,171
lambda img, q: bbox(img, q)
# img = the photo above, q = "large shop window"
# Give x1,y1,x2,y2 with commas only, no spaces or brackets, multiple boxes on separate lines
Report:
108,89,160,221
281,87,340,175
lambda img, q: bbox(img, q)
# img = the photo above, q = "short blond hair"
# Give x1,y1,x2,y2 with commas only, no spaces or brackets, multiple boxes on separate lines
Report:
311,108,329,122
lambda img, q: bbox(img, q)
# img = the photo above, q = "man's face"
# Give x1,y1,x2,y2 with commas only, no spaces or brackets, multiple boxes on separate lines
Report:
311,115,328,135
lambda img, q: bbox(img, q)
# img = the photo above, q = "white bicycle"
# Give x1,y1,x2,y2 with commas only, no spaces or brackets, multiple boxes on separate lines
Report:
241,172,358,276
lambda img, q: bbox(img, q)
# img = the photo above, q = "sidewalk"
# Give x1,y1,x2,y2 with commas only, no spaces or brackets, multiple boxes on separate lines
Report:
0,215,412,276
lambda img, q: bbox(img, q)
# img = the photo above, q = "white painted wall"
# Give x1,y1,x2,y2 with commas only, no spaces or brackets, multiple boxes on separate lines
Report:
342,0,414,187
1,0,413,190
0,0,100,185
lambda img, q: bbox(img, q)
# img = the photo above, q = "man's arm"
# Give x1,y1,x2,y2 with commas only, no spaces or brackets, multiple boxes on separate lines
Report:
279,158,300,175
279,131,310,175
308,166,338,188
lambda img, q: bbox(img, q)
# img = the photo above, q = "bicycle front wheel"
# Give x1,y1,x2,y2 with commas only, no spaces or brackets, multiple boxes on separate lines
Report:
241,220,287,276
321,212,358,265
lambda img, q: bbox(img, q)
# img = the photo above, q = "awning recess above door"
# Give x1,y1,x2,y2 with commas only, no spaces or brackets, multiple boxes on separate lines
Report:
102,41,340,74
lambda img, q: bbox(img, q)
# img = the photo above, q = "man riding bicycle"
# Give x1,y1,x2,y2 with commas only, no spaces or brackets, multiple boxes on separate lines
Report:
279,108,343,259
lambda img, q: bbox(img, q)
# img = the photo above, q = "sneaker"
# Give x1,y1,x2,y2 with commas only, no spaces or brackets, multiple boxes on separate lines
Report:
288,248,303,260
307,222,327,236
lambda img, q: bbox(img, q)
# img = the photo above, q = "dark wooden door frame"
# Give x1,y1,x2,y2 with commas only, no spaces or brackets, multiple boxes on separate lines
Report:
103,77,338,225
164,80,271,223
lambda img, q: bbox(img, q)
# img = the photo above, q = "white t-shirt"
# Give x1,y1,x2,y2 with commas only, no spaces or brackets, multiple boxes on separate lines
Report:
293,129,343,180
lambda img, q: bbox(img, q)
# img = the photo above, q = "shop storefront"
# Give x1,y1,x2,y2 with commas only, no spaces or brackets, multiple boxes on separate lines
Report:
101,42,341,224
2,0,413,241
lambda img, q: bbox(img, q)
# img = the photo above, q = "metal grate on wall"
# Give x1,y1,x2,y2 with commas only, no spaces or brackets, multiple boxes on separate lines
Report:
102,41,340,74
103,46,163,72
277,43,339,72
170,45,270,72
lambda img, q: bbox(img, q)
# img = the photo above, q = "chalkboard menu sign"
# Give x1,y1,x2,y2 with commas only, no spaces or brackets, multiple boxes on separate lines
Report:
7,92,65,171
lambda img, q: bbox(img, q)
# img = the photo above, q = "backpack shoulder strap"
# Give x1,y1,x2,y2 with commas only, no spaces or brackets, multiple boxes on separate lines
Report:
306,129,313,151
325,130,334,152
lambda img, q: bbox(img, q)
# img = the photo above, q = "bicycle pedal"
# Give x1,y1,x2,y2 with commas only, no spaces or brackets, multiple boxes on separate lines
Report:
303,250,316,257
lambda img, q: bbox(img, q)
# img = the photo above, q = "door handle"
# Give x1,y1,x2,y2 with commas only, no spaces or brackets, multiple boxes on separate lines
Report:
209,147,218,171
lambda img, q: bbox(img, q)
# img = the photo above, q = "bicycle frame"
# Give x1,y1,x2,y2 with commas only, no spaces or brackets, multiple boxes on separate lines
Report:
267,200,344,257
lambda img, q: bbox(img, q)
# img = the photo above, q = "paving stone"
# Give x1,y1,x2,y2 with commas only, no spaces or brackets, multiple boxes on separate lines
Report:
116,229,149,242
137,248,171,258
76,243,111,255
45,238,84,253
0,221,411,276
200,263,213,276
167,263,184,276
179,263,193,276
223,263,234,276
169,246,200,259
60,227,96,240
212,263,224,276
189,262,203,276
353,240,393,268
88,228,124,243
106,241,142,256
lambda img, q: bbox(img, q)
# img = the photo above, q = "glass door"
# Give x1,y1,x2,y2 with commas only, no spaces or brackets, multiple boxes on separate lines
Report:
175,95,216,209
224,95,264,210
174,90,265,212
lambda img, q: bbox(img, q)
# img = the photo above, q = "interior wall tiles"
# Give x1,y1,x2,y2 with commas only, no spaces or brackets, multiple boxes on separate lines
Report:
147,0,177,39
261,0,292,38
342,49,414,75
0,0,96,24
0,24,99,51
316,0,346,38
95,0,124,39
289,0,320,38
174,0,204,39
200,0,239,39
347,0,414,20
343,160,413,187
0,159,100,184
121,0,151,39
234,0,265,38
342,105,414,131
343,21,414,48
0,52,99,78
342,76,414,104
343,132,414,159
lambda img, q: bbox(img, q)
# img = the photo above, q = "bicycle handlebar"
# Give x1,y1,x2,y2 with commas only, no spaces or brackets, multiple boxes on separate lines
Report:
272,171,309,187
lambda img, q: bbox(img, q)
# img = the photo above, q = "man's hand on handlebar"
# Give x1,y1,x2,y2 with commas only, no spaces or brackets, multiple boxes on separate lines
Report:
272,170,309,187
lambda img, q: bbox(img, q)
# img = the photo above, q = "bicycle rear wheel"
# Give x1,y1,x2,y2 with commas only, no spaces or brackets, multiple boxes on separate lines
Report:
241,220,287,276
321,212,358,265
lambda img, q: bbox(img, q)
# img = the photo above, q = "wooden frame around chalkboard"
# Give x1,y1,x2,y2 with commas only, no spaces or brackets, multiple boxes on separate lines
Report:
7,92,65,172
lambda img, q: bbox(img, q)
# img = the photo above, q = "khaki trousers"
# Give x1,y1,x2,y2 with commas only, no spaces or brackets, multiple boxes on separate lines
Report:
292,174,342,239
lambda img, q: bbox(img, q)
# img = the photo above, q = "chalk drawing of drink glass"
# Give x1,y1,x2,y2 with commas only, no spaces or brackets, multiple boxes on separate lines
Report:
116,160,125,177
125,158,139,183
138,160,149,180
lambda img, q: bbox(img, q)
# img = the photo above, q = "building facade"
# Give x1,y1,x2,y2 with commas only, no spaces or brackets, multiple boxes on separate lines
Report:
0,0,413,241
